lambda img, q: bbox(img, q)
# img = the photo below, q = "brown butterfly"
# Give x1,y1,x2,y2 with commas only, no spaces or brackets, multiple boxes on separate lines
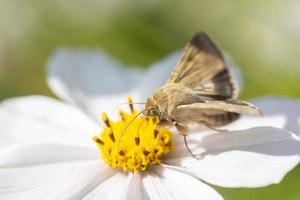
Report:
142,32,262,157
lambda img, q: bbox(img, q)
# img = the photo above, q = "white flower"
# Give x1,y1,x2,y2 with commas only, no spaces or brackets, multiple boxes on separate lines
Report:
0,48,299,200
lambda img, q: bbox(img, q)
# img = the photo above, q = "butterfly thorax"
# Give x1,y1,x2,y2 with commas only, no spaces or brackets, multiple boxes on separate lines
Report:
151,83,205,118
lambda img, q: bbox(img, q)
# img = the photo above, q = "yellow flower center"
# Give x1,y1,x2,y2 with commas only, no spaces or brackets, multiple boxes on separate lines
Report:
93,97,173,173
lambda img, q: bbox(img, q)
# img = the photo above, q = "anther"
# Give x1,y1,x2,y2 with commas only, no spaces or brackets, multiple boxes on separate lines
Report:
102,113,111,127
153,129,159,138
134,137,140,145
119,150,125,156
143,150,150,156
93,136,104,145
127,96,134,113
119,110,126,121
108,129,115,142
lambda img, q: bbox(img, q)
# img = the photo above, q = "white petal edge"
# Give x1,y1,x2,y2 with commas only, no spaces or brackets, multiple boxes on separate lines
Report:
134,51,181,101
224,52,243,93
225,96,300,134
47,48,143,121
0,160,116,200
163,127,300,188
143,166,223,200
0,96,99,149
252,96,300,135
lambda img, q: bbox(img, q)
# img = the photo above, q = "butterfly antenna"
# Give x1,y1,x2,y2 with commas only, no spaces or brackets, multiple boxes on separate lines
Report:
183,136,199,159
117,110,144,146
112,102,146,113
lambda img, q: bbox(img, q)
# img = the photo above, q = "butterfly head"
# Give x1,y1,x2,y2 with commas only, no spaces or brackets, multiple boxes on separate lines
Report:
143,98,160,118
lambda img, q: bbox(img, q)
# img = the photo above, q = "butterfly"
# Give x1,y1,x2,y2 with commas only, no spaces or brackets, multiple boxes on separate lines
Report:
142,32,262,157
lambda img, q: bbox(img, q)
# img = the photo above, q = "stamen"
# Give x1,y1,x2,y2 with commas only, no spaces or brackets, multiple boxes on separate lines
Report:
108,129,115,142
153,129,159,138
143,150,150,156
102,113,111,127
135,137,140,145
93,136,104,145
119,110,126,121
119,150,125,156
127,96,134,113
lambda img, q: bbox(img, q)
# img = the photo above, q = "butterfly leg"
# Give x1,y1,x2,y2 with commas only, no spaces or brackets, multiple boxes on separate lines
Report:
183,135,200,159
173,121,189,136
172,120,200,159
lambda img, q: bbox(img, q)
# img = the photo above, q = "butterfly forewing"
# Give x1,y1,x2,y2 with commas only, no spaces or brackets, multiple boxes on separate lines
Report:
167,32,238,100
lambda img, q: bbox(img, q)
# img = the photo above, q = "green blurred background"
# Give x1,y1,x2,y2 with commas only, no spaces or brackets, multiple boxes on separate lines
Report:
0,0,299,199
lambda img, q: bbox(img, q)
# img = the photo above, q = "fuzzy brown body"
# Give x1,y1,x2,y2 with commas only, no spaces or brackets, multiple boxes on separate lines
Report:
153,83,209,124
147,83,242,134
143,32,261,135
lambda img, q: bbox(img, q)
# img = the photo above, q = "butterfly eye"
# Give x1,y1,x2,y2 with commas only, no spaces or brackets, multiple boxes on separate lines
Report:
148,108,159,117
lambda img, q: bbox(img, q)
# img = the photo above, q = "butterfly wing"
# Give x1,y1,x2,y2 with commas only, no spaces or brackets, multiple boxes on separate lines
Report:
164,33,262,128
176,100,262,116
173,100,261,127
167,32,238,100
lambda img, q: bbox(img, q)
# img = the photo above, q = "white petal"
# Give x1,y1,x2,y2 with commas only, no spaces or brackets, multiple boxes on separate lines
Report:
143,166,223,200
47,48,143,120
224,96,300,132
83,172,138,200
126,174,149,200
224,115,286,132
0,160,116,200
135,51,181,100
163,127,300,188
0,143,98,167
0,96,99,149
224,53,243,92
252,96,300,135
